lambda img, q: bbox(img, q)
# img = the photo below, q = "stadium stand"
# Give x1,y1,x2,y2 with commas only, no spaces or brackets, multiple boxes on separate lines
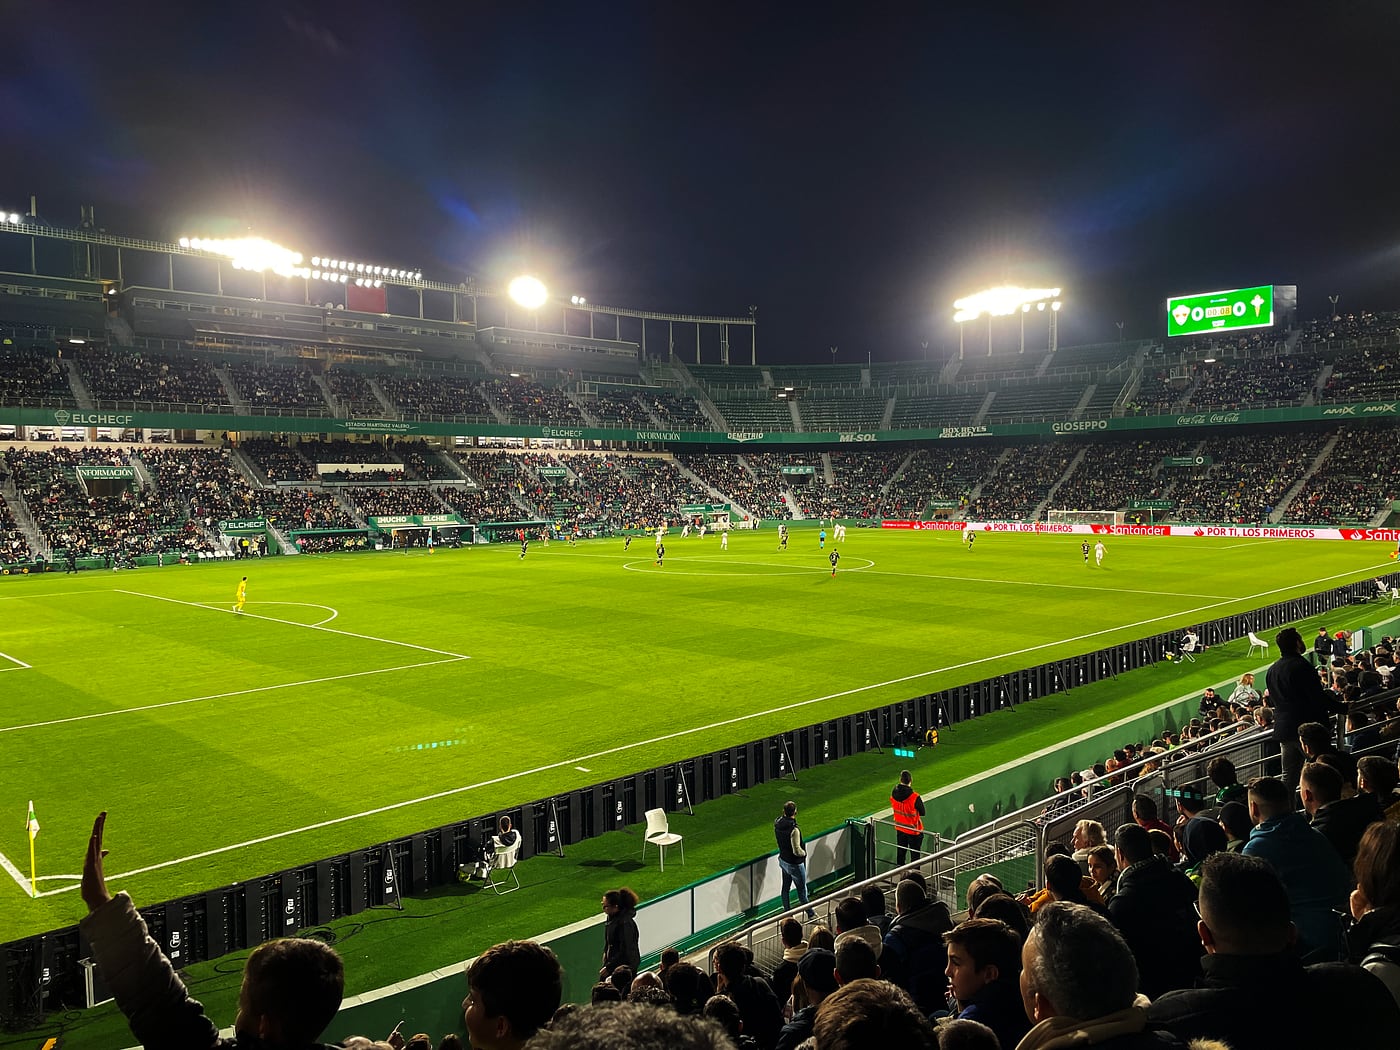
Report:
1052,439,1196,513
798,394,887,431
376,371,495,420
983,382,1084,423
712,396,797,431
890,391,985,428
967,443,1080,521
882,445,1002,520
646,390,711,430
1319,343,1400,404
1170,432,1330,525
239,438,319,484
487,377,587,425
0,345,76,404
323,366,388,417
1185,353,1324,409
584,389,654,428
1280,428,1400,525
77,345,229,408
228,360,329,411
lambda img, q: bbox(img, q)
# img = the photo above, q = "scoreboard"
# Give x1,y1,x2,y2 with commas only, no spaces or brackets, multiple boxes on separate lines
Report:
1166,285,1274,338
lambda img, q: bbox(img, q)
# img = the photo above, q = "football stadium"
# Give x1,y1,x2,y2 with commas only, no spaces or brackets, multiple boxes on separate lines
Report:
2,210,1400,1045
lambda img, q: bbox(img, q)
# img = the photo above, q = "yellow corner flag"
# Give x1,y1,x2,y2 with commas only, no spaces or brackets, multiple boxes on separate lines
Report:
26,800,39,896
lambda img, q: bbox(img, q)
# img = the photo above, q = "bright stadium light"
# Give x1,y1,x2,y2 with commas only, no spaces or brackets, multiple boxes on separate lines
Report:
1052,300,1062,311
952,285,1062,324
509,275,549,309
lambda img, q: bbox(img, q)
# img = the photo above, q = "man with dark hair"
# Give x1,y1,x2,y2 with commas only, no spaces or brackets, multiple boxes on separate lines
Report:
1241,775,1351,962
811,978,937,1050
1358,755,1400,823
943,918,1029,1050
860,884,892,936
78,813,345,1049
770,917,808,1006
1147,853,1400,1048
526,1002,734,1050
1107,823,1201,998
776,947,838,1050
464,940,563,1050
774,800,816,919
714,940,782,1050
890,769,926,866
1301,759,1382,865
1130,795,1179,863
1266,626,1346,796
833,896,882,954
1020,902,1183,1048
880,878,953,1015
832,938,881,984
1206,757,1246,807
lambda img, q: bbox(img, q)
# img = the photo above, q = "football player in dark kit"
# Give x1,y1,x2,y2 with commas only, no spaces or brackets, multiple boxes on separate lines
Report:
1081,540,1090,565
829,549,841,577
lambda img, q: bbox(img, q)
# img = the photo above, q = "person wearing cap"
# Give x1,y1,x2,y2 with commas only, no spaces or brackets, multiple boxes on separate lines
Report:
774,947,837,1050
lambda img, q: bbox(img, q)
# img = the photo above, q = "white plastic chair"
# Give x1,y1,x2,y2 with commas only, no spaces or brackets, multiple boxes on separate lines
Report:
642,808,684,871
1391,587,1400,605
486,835,522,894
1246,632,1269,658
1179,633,1199,663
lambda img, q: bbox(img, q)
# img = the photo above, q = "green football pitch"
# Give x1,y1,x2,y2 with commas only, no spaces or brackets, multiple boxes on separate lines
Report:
1,527,1392,940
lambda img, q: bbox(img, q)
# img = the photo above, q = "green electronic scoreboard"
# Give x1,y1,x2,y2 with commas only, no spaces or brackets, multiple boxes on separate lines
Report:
1166,285,1274,338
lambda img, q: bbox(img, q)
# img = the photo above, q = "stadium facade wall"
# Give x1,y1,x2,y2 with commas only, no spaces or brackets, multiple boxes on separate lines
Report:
0,576,1382,1026
4,400,1400,445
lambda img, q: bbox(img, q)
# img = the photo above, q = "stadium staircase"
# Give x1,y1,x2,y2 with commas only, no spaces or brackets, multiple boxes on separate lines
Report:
1,480,48,561
228,445,272,487
567,391,598,426
1035,446,1087,519
1270,431,1343,523
1071,384,1096,419
670,457,755,521
821,453,836,486
310,374,340,416
787,397,803,432
364,377,399,419
1308,363,1333,406
938,356,962,383
972,390,996,424
880,395,896,428
213,366,248,415
61,356,95,409
967,448,1015,505
331,489,367,527
659,359,729,431
1177,369,1207,408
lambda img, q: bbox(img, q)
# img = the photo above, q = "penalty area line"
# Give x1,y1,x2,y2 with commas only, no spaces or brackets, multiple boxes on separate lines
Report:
117,590,468,660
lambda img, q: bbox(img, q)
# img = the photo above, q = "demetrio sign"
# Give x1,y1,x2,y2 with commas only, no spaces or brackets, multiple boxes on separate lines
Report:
6,400,1398,446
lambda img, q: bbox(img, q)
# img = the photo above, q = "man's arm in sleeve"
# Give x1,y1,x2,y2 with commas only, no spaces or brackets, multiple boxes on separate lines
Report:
78,813,220,1050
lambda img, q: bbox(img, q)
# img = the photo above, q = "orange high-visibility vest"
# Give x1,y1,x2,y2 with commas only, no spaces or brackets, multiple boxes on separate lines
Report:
891,790,923,834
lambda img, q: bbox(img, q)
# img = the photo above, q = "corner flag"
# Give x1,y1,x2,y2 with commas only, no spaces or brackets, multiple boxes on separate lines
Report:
26,801,39,896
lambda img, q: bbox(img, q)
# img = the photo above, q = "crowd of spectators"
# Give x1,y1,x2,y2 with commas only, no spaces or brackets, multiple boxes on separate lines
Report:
1296,310,1400,346
3,447,212,560
77,346,228,407
733,453,802,520
1167,432,1329,525
584,390,654,428
1281,428,1400,526
240,438,319,483
1125,369,1186,416
1051,439,1192,514
397,442,458,480
1186,353,1324,410
228,361,329,411
967,445,1078,521
0,491,31,561
673,452,788,521
1319,342,1400,404
323,367,388,417
0,345,74,403
252,487,359,532
486,378,586,425
376,373,494,419
348,487,446,519
794,449,909,520
142,446,257,527
558,453,709,531
650,391,712,430
884,446,1002,521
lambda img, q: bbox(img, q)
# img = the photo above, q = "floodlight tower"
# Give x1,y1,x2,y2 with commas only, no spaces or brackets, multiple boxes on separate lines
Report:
953,285,1062,357
508,275,549,330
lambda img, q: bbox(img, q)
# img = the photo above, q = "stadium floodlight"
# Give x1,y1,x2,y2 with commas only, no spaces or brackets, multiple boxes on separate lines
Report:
508,275,549,310
570,294,587,305
1052,301,1062,311
1037,302,1046,311
953,285,1062,324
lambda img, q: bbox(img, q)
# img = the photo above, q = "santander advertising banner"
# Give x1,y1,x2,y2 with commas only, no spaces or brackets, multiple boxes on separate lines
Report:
880,521,1400,542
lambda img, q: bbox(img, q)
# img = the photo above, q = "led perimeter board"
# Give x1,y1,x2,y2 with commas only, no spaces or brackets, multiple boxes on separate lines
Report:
1167,284,1274,337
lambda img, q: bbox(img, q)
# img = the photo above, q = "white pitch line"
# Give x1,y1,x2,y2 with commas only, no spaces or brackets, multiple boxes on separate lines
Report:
0,657,468,736
0,650,32,671
857,568,1234,601
193,600,341,627
117,590,467,659
14,560,1390,898
0,849,32,897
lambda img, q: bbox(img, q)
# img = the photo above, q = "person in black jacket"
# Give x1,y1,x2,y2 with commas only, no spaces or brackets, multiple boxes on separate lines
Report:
1264,627,1347,796
1107,823,1201,999
1149,852,1400,1048
599,886,641,978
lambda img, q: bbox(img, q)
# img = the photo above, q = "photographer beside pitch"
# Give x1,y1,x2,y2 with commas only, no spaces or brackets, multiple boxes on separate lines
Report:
78,812,346,1049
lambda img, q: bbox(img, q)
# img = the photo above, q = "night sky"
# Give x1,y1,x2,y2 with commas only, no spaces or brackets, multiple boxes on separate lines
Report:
2,2,1397,362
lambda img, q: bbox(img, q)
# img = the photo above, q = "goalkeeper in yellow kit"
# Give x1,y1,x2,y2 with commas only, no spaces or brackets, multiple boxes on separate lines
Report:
233,576,247,614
